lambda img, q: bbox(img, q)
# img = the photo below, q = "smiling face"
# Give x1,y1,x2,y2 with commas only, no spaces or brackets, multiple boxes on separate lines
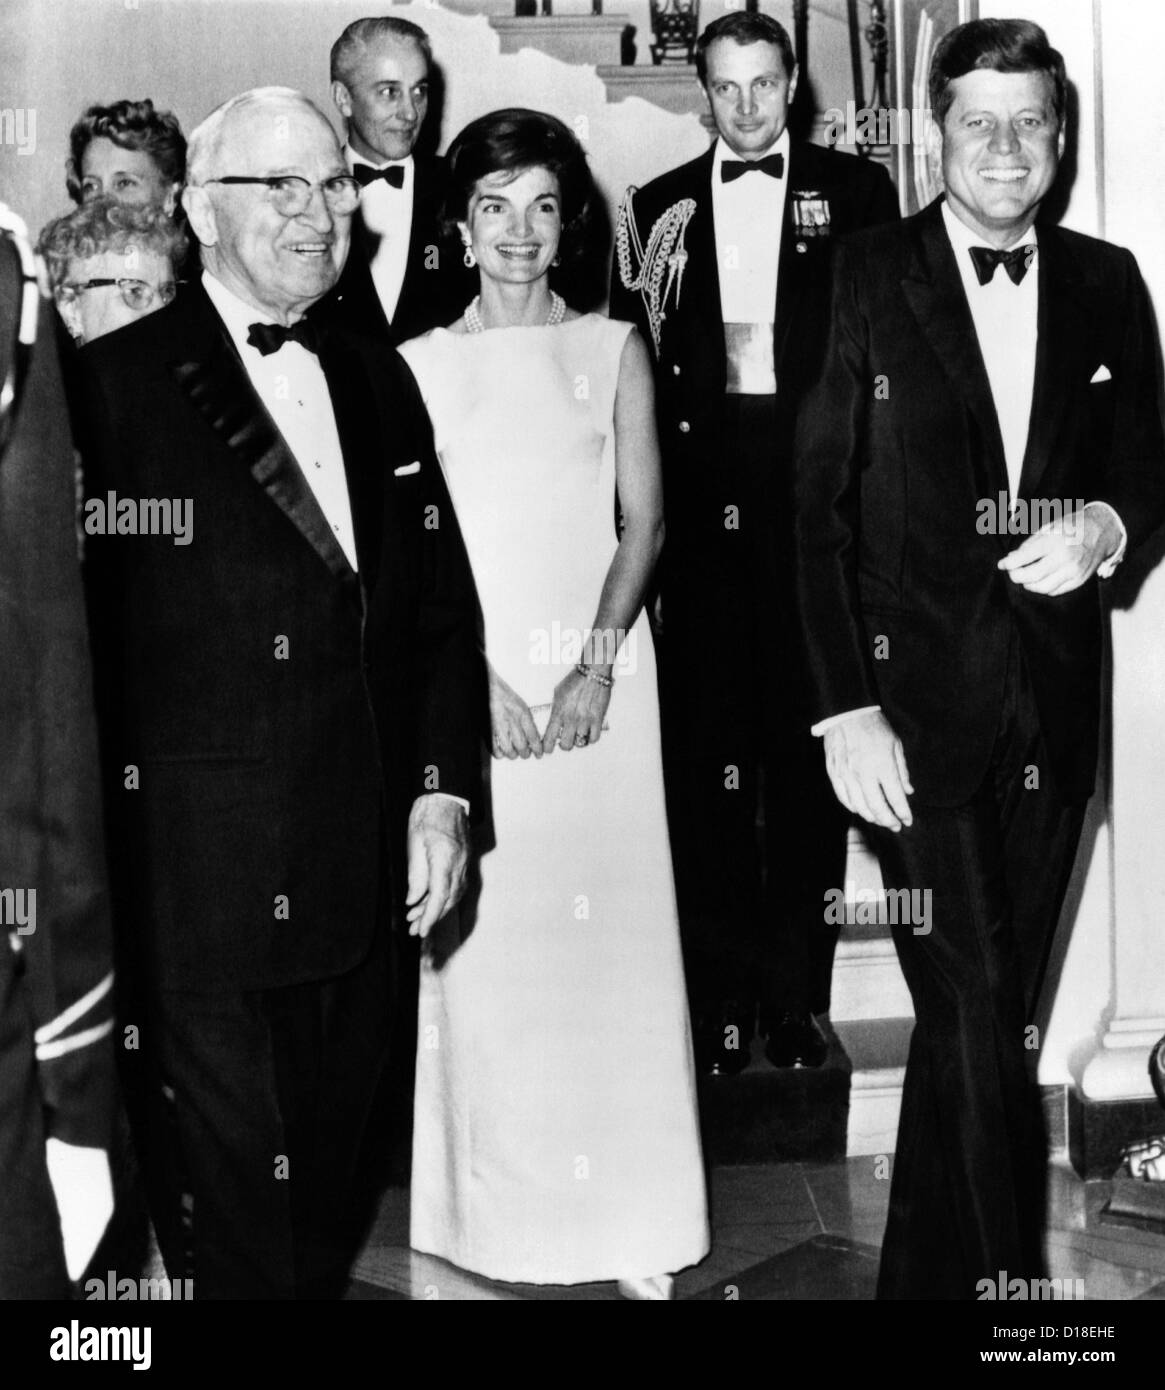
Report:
186,100,351,322
57,248,176,344
460,166,562,289
332,36,429,164
930,67,1064,246
80,137,177,212
703,37,798,159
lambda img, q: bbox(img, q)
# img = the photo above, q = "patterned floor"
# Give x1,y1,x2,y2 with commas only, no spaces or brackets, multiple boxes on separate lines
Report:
344,1157,1165,1301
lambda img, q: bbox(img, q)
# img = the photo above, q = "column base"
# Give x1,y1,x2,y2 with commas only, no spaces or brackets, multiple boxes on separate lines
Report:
1068,1088,1165,1179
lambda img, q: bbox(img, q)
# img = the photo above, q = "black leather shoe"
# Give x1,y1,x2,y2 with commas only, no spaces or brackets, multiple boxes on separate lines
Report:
763,1011,829,1069
694,1002,753,1077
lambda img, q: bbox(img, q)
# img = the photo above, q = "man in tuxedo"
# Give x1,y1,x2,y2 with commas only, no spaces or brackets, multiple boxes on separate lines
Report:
324,15,472,343
610,11,899,1076
794,19,1165,1298
77,87,483,1298
0,201,114,1297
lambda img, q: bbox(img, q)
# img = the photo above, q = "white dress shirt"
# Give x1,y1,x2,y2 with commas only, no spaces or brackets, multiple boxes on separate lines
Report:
943,200,1038,501
346,145,414,327
203,270,470,819
712,130,789,395
712,130,789,319
942,201,1125,572
202,270,359,571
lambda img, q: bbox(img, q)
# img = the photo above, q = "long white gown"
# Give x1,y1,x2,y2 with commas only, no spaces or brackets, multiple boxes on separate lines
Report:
399,313,709,1285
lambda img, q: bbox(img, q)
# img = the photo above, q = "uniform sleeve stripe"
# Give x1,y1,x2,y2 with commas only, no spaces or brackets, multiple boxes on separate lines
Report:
33,971,114,1045
36,1017,114,1062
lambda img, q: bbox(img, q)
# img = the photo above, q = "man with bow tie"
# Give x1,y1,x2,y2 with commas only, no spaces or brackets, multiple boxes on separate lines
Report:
610,11,898,1079
76,86,483,1297
794,19,1165,1298
322,16,473,344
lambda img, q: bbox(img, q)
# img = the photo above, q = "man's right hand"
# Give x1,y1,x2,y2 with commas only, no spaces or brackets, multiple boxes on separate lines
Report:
822,710,914,832
488,666,542,759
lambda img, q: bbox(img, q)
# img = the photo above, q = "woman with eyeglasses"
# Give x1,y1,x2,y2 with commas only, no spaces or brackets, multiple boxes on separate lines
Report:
38,197,185,346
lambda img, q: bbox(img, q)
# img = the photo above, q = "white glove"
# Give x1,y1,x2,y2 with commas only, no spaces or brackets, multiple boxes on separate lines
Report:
44,1138,114,1281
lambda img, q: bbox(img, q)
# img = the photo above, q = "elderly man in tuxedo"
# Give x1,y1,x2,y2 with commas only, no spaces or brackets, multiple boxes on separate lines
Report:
77,87,483,1299
795,19,1165,1298
323,15,473,342
610,11,899,1077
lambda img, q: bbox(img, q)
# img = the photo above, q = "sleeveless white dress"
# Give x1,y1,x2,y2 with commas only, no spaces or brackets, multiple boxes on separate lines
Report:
399,314,709,1285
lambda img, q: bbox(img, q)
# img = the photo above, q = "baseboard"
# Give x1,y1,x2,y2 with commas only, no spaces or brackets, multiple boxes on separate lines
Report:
1068,1089,1165,1179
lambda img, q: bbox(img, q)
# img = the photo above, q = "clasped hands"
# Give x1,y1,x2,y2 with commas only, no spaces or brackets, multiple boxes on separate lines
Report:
826,507,1120,831
489,665,612,760
404,661,618,937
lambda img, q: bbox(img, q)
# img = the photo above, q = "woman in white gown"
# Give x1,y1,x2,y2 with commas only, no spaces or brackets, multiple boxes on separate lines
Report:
399,109,708,1299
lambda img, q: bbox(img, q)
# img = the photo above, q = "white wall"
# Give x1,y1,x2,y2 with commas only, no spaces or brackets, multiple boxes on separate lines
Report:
0,0,881,245
0,0,709,244
978,0,1165,1097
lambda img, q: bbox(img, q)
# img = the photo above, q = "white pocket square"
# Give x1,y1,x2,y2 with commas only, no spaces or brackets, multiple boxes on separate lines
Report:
1090,364,1112,383
393,461,421,476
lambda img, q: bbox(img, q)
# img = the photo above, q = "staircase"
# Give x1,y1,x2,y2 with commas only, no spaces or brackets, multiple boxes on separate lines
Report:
831,829,914,1157
697,828,913,1165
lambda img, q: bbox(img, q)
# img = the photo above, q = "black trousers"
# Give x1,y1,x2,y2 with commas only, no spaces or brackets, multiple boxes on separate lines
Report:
143,926,393,1299
659,395,849,1025
869,637,1086,1299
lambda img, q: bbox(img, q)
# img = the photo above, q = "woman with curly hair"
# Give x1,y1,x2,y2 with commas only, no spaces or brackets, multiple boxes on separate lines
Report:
66,98,185,214
39,195,185,344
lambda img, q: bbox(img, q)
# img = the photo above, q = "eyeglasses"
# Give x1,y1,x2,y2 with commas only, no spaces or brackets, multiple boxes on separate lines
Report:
59,278,180,311
202,175,361,218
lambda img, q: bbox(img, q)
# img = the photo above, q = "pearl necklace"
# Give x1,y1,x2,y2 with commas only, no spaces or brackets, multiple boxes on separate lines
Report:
464,291,566,333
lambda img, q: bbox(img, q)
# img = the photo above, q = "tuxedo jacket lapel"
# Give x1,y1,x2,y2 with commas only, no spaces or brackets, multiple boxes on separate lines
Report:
689,148,724,340
407,155,440,274
168,285,356,584
1018,228,1094,499
352,203,380,266
393,154,443,335
902,201,1010,505
317,327,385,595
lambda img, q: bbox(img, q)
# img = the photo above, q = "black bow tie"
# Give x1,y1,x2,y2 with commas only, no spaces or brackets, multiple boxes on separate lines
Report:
721,153,785,184
247,318,319,356
352,162,405,190
969,244,1035,286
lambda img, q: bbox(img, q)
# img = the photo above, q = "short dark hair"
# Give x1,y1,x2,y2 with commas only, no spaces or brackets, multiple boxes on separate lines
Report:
37,195,187,294
330,16,432,87
66,99,186,204
695,12,796,86
929,19,1067,129
442,108,596,267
